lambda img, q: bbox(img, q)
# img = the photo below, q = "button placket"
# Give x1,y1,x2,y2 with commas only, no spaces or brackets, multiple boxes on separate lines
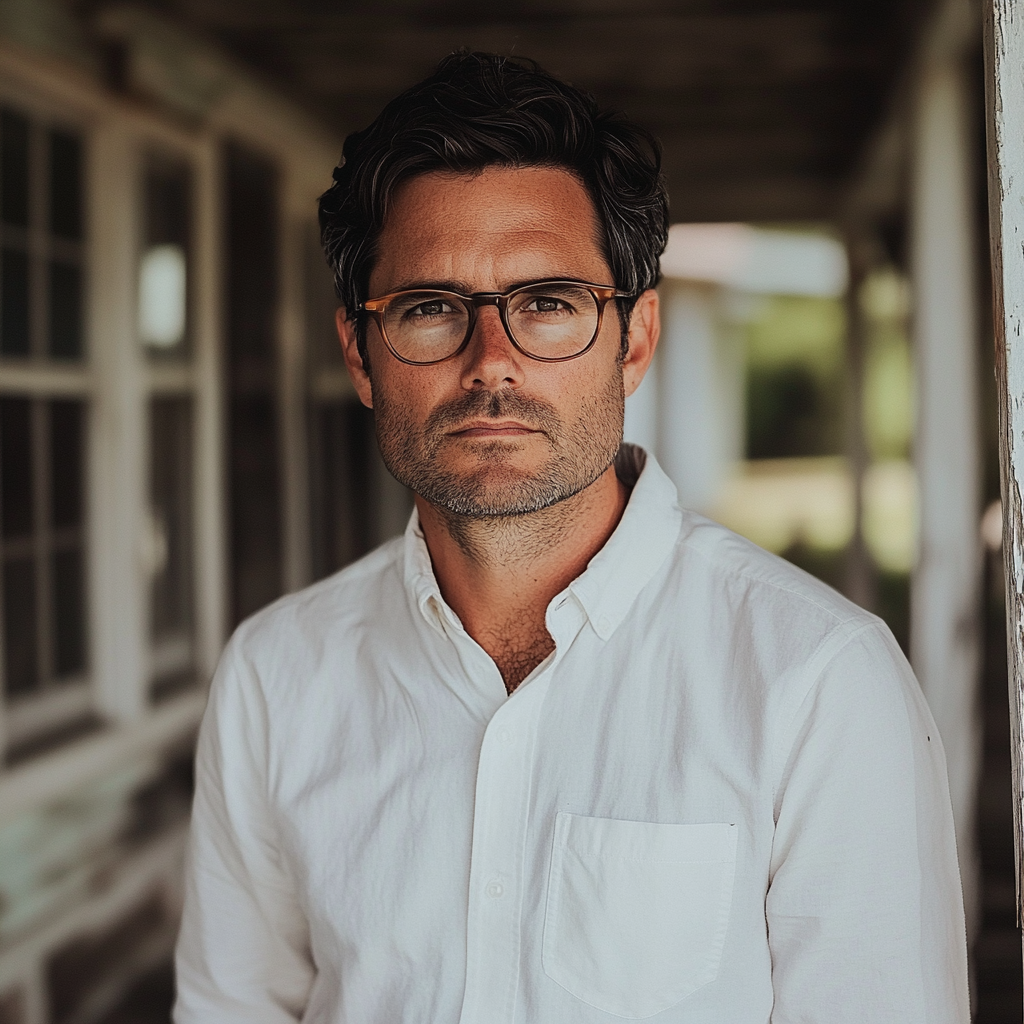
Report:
457,666,553,1024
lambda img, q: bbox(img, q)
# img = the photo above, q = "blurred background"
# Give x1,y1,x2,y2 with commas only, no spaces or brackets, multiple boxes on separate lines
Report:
0,0,1010,1020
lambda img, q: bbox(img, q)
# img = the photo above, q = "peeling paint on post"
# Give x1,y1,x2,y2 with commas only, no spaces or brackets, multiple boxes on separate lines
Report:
985,0,1024,935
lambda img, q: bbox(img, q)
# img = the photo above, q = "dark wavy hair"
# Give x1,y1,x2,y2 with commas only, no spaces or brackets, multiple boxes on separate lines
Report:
318,51,669,363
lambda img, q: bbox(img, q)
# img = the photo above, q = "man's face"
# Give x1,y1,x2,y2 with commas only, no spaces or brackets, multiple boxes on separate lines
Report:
343,165,653,518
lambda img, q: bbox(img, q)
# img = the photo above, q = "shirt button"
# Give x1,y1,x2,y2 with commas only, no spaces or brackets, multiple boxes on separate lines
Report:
497,728,514,745
598,615,612,632
485,881,504,899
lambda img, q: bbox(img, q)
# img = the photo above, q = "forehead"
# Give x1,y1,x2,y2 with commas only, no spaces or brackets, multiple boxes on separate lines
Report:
370,165,610,293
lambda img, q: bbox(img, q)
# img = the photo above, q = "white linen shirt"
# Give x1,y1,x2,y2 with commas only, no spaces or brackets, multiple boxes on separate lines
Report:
174,447,969,1024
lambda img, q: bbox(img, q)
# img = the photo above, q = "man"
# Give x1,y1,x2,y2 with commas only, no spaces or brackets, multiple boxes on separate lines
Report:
175,52,969,1023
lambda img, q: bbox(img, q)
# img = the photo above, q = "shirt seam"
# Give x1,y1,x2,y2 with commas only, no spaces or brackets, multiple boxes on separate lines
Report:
767,617,891,815
679,522,883,628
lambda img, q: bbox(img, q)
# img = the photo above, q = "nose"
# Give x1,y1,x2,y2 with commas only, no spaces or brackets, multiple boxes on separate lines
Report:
459,305,525,391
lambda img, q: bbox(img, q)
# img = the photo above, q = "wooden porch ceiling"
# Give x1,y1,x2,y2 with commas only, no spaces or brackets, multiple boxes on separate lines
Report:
82,0,935,222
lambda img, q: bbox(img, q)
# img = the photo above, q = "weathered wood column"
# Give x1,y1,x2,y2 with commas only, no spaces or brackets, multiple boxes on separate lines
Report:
910,45,983,938
843,231,876,612
655,279,742,512
985,0,1024,938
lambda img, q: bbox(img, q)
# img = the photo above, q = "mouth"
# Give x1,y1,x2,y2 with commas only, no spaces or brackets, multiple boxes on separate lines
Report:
449,420,539,438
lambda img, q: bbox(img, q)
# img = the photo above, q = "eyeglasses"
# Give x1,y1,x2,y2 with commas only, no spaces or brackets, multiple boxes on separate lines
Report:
360,279,630,365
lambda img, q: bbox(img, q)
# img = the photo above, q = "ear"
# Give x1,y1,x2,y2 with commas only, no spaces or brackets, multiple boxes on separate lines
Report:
336,307,374,409
621,289,660,398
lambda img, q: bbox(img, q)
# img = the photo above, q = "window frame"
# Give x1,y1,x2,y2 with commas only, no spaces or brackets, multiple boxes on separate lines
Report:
0,93,92,756
0,62,224,764
137,144,201,699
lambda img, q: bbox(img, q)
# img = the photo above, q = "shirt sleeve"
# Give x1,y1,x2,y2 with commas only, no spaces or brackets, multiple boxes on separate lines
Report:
766,622,970,1024
174,628,315,1023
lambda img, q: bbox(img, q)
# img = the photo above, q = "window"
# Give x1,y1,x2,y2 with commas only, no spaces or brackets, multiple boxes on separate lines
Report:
304,225,412,580
0,108,84,359
225,143,283,625
140,154,197,701
140,156,190,357
0,105,89,756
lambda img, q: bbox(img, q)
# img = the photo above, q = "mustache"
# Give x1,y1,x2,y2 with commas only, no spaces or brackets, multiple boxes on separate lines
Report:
424,390,562,435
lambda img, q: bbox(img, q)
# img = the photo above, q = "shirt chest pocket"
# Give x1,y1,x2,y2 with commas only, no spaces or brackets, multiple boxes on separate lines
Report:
542,813,737,1019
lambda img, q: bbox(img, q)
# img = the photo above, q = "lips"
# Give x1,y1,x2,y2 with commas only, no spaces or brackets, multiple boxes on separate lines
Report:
423,390,561,441
450,420,538,437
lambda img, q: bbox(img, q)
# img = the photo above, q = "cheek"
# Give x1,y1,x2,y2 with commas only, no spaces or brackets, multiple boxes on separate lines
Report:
372,365,450,423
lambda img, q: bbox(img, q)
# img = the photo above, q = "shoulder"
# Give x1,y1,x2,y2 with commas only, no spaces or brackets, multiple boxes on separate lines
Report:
673,511,879,642
219,535,406,693
665,511,912,717
664,516,931,790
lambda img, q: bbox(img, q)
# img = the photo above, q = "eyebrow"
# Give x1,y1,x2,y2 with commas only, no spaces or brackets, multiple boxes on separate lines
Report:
374,275,599,297
381,279,474,295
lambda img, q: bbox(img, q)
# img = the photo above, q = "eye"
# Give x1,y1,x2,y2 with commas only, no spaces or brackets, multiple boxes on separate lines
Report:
522,295,574,314
408,299,455,318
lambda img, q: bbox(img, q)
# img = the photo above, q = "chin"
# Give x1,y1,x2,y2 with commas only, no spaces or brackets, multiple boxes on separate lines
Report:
431,461,587,518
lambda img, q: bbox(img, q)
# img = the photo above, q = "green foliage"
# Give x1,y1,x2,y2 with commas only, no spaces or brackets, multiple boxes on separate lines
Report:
861,272,913,461
744,294,846,373
740,276,913,463
742,295,846,459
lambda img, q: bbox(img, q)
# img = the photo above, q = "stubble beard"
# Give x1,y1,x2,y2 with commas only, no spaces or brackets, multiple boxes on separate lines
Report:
372,371,626,520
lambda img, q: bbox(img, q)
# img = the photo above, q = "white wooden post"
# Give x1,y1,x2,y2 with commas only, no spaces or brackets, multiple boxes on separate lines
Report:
656,280,742,512
843,232,875,611
910,50,983,940
88,122,148,724
623,332,660,455
985,0,1024,936
191,140,227,680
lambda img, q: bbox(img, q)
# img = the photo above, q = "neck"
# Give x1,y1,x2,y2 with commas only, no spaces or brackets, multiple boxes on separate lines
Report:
416,463,628,692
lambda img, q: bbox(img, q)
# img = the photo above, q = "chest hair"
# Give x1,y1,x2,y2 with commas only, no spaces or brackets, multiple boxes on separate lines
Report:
485,617,556,695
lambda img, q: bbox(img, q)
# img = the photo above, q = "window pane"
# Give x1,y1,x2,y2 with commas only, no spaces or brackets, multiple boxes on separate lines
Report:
310,400,375,577
305,223,344,370
50,400,82,530
1,247,29,356
1,398,32,539
226,144,277,361
141,157,191,355
226,145,282,626
52,547,85,677
49,261,82,359
139,245,186,351
150,397,193,639
145,158,190,248
229,395,281,621
1,108,29,228
3,556,37,695
49,129,82,240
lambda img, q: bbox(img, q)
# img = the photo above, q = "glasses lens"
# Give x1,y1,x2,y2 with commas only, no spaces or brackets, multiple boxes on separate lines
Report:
506,284,600,358
383,292,470,363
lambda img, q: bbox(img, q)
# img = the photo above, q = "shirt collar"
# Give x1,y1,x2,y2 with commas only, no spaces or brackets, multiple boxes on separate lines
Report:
401,444,683,641
568,444,682,640
402,507,455,636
